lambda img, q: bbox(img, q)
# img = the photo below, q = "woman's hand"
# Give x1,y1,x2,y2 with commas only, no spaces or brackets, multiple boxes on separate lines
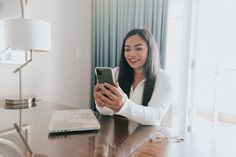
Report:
94,83,126,112
94,83,106,107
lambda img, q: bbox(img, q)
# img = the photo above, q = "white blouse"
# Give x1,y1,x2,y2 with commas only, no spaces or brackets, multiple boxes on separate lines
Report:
95,67,173,126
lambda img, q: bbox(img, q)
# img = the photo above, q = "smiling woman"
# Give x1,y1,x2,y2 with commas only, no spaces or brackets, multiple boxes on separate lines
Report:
94,29,173,126
91,0,169,111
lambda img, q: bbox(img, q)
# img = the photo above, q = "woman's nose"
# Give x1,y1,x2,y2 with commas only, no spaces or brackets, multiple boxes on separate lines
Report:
127,49,137,56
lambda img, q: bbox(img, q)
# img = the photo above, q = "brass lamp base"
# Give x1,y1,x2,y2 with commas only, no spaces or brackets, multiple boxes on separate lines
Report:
4,96,37,109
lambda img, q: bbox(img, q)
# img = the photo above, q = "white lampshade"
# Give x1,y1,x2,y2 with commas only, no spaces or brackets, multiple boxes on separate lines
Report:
7,18,51,52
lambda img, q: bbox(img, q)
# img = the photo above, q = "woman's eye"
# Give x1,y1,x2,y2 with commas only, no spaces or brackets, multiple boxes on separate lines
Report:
136,48,143,51
125,49,131,51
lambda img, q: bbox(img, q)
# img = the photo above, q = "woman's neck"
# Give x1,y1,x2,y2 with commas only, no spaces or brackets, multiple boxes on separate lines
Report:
134,71,145,81
132,69,145,90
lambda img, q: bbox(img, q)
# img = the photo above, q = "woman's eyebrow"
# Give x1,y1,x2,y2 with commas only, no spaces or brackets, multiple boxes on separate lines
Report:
134,44,144,47
125,44,144,47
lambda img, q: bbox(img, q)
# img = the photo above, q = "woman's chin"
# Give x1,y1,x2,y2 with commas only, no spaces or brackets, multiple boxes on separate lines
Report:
129,65,144,71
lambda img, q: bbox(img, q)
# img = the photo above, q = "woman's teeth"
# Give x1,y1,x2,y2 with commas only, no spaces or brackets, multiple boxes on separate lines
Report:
129,58,140,63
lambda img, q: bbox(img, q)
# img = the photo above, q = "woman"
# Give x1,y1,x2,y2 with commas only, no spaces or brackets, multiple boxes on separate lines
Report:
94,29,172,125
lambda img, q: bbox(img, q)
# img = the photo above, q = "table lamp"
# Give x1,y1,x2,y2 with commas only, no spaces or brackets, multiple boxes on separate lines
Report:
5,18,51,110
0,1,51,156
4,17,51,127
0,18,51,157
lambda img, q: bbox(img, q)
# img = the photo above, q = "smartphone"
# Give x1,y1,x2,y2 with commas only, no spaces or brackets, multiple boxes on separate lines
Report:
95,67,116,86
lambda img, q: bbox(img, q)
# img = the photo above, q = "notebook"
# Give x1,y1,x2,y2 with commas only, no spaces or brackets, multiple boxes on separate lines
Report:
48,109,100,133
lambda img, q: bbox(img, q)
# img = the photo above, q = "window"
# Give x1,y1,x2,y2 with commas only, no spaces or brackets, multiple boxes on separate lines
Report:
165,0,188,131
165,0,236,133
190,0,236,133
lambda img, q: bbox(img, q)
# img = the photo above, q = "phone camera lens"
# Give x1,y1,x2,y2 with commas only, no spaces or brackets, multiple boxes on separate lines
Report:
97,69,102,75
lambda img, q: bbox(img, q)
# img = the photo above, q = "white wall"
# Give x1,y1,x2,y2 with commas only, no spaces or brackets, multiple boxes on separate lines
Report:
0,0,21,18
0,0,92,108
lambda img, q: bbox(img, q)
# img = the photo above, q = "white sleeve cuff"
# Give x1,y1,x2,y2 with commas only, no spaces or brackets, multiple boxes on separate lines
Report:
115,94,128,115
95,101,114,115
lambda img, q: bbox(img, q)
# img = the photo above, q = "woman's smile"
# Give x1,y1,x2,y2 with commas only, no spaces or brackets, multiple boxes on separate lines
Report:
128,58,141,64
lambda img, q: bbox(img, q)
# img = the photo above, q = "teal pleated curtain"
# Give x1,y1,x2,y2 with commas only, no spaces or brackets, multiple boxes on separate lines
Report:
91,0,169,110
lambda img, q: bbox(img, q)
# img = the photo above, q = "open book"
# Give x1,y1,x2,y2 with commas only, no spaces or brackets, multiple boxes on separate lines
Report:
48,109,100,133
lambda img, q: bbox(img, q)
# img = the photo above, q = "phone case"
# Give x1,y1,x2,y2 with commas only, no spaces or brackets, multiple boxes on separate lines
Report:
95,67,116,85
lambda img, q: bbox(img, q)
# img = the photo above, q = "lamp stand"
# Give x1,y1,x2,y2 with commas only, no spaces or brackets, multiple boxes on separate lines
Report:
4,50,37,157
5,50,36,130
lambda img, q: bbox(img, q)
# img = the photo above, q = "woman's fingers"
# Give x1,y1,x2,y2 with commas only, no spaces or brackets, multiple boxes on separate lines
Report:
94,83,103,92
99,85,117,100
99,93,114,106
94,92,104,106
95,90,114,106
96,98,106,107
94,83,125,112
103,83,120,96
94,91,101,99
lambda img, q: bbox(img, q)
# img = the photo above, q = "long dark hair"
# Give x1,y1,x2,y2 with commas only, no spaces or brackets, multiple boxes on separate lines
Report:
118,29,159,106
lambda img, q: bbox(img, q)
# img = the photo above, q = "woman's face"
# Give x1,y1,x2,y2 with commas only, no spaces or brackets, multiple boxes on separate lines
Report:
124,35,148,72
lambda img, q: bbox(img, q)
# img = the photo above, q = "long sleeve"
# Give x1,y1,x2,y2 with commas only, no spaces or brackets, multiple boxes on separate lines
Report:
95,68,173,126
115,70,173,126
96,102,114,115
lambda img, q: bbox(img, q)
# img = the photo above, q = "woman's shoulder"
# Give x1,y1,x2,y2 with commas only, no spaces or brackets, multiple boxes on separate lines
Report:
152,69,173,97
156,69,172,85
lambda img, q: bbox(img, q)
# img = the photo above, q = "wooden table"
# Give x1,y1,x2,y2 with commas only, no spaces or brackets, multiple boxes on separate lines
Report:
0,101,160,157
1,101,235,157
